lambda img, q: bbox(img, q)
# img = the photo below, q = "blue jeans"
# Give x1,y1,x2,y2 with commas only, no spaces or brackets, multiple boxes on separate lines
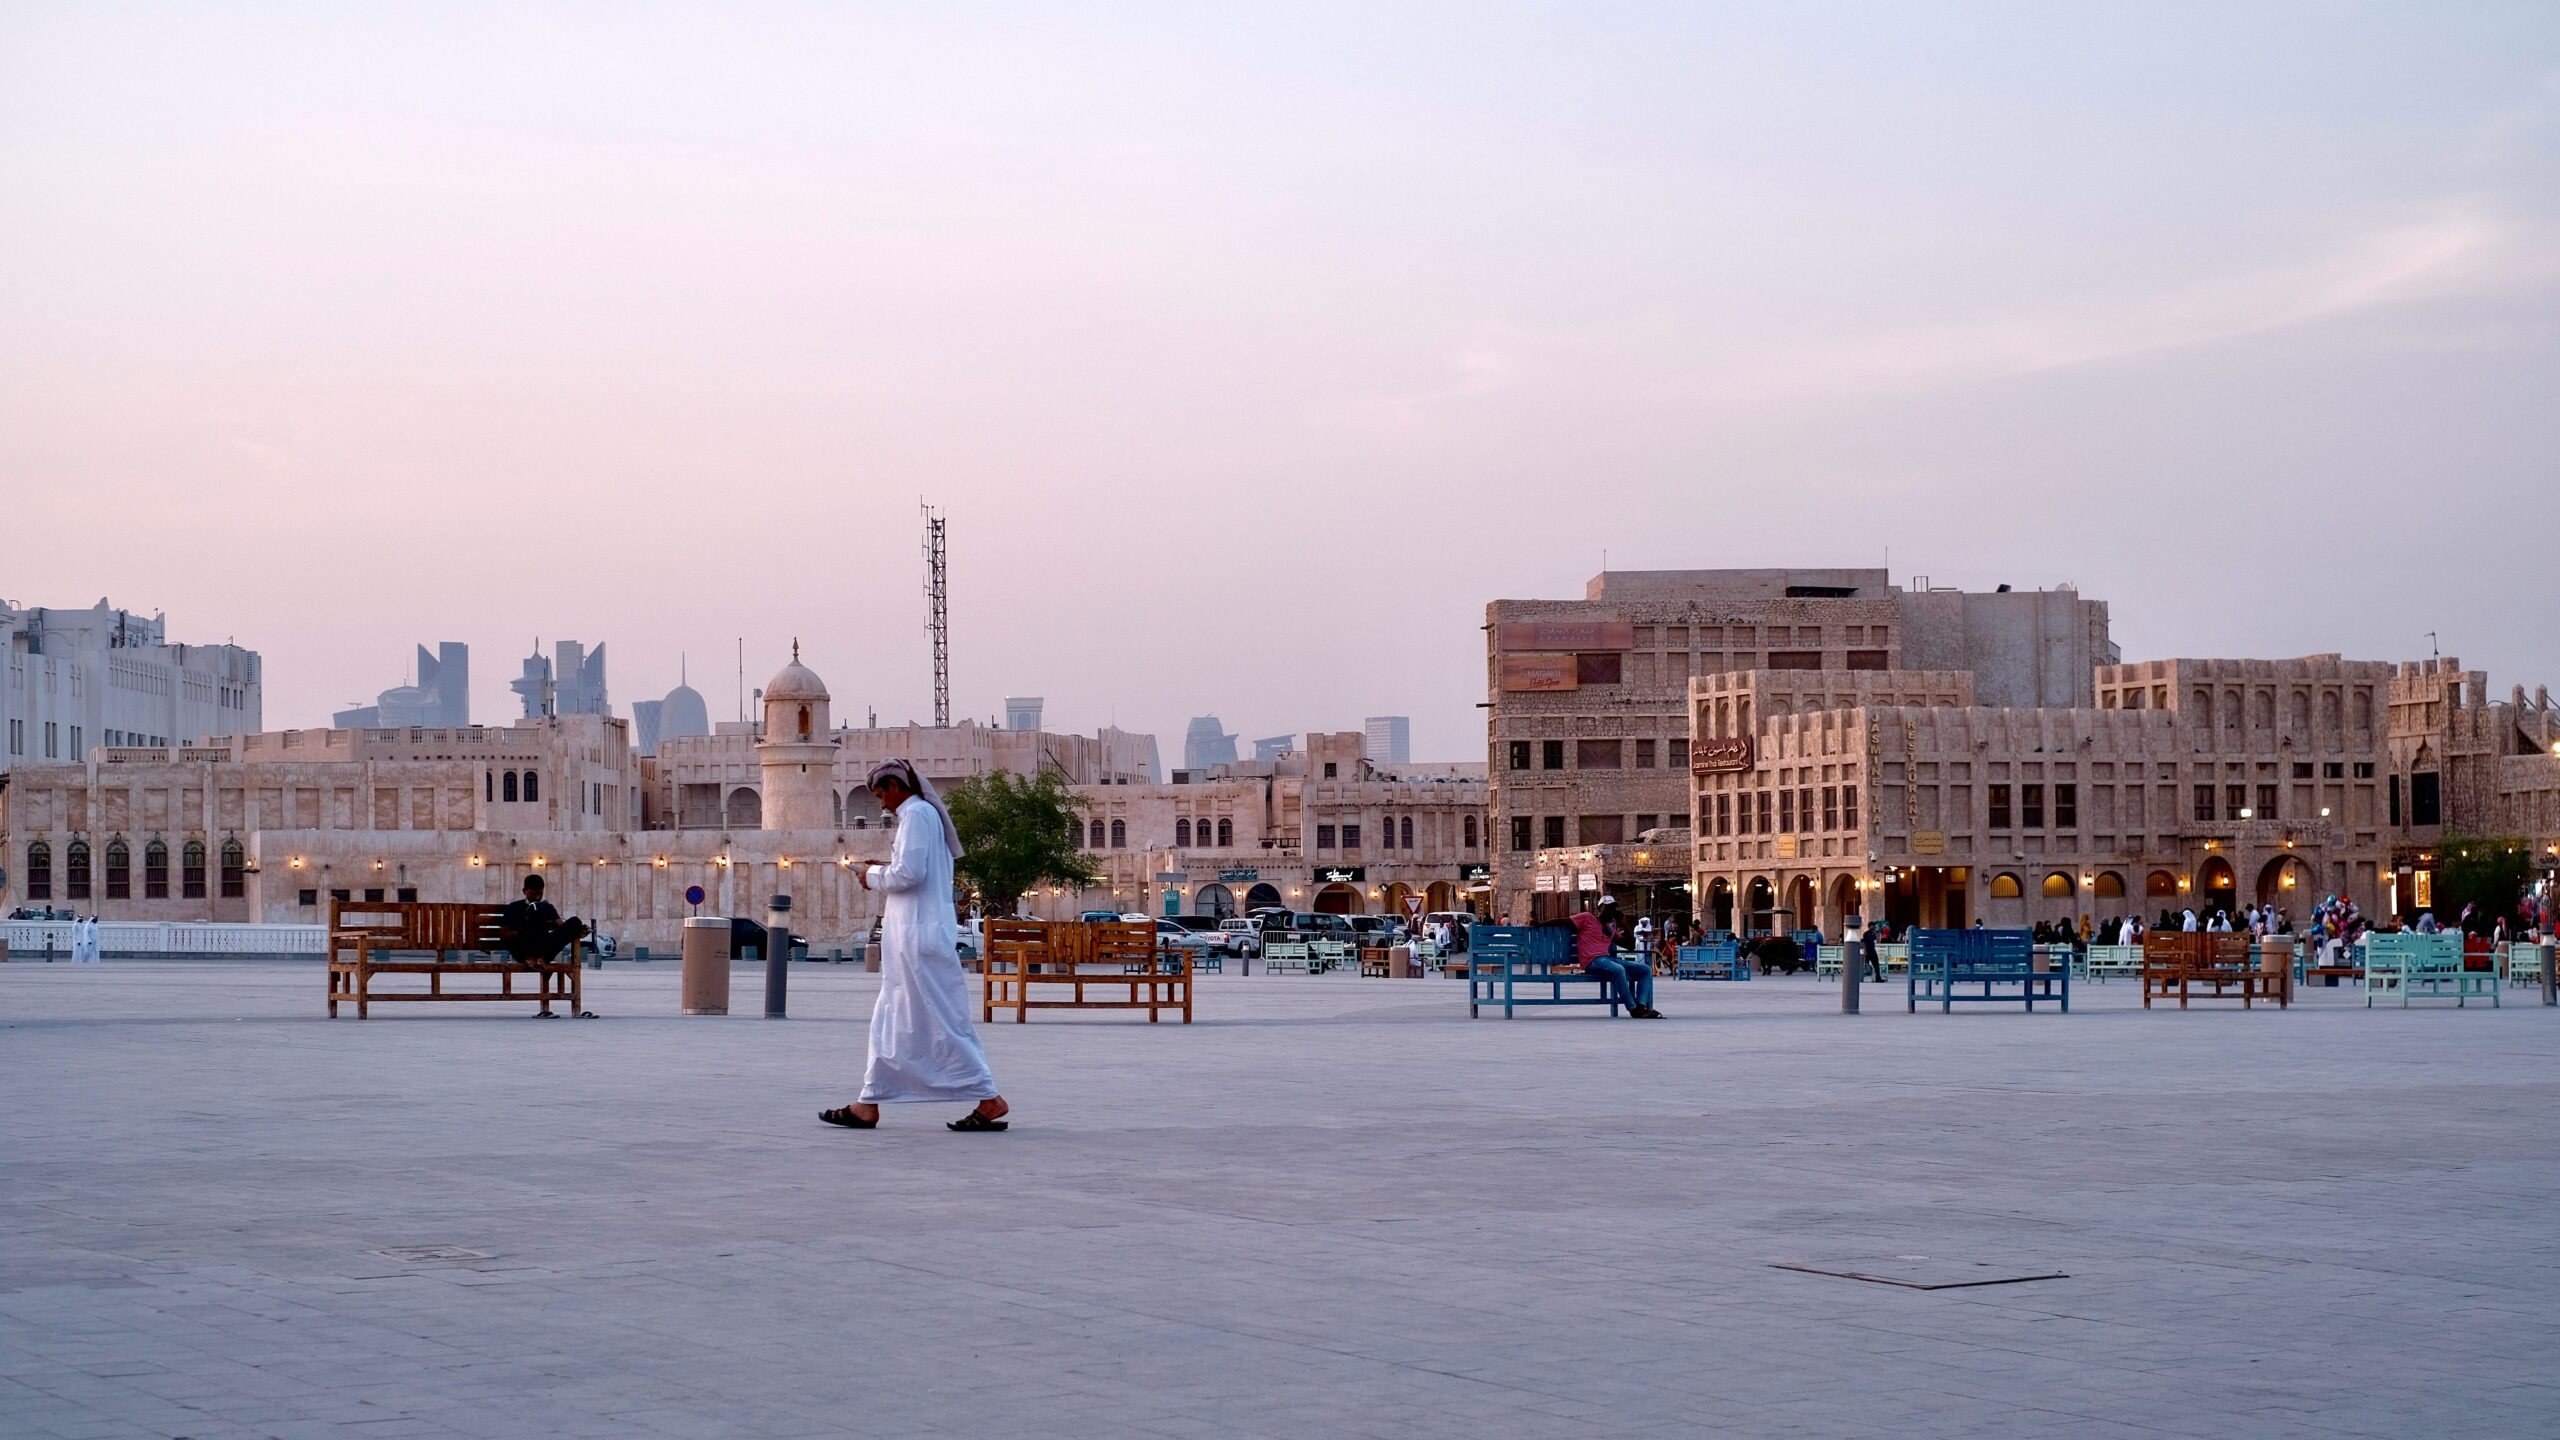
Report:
1587,955,1653,1011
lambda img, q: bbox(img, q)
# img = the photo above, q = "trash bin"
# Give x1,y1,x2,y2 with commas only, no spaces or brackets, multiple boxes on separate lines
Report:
681,916,731,1015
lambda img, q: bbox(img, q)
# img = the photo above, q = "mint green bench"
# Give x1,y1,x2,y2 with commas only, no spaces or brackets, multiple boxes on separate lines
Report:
2082,944,2143,982
2363,933,2495,1008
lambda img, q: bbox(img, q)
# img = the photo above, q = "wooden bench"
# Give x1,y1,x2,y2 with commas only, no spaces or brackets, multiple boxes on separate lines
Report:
1907,929,2065,1012
326,899,586,1019
981,919,1191,1023
2141,933,2281,1009
1676,941,1746,980
2082,944,2143,982
1468,925,1620,1018
2363,932,2495,1008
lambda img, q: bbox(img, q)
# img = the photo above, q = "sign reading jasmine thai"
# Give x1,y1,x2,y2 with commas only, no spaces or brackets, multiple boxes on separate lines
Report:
1690,737,1755,774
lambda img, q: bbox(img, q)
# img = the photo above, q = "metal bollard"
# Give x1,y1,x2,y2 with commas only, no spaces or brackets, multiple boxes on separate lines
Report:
765,895,792,1019
1840,927,1860,1015
2542,942,2555,1008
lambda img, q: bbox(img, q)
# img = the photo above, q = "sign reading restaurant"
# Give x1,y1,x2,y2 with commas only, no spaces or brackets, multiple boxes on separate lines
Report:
1314,866,1366,884
1689,736,1755,774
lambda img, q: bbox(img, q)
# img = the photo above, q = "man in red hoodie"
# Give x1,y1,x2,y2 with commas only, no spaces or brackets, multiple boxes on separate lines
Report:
1544,896,1662,1018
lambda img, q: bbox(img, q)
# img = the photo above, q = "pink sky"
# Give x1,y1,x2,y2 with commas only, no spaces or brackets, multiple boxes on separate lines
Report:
4,5,2555,758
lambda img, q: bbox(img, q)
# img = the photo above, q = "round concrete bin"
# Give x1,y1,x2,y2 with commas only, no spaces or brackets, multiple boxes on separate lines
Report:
680,916,731,1015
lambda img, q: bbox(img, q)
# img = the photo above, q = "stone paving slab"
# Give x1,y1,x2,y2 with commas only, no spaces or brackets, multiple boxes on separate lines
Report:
2,960,2555,1438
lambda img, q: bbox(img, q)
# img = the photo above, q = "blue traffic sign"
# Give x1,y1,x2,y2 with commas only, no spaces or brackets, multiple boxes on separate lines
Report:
685,884,707,908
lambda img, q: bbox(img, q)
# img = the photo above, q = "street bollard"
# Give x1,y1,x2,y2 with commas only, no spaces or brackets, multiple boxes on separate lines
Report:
1840,924,1860,1015
764,895,792,1019
2543,942,2555,1008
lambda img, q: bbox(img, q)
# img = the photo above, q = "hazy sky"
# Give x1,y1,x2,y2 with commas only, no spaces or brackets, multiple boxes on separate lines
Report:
4,4,2554,760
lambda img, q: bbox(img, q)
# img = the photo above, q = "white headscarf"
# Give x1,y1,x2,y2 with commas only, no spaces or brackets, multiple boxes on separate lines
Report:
868,760,965,861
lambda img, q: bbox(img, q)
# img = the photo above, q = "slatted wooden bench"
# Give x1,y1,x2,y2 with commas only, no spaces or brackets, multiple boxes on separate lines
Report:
981,919,1191,1023
2503,941,2550,987
1468,925,1619,1018
1907,929,2064,1012
326,899,586,1019
2362,932,2495,1008
1676,941,1746,980
1262,940,1318,974
1309,940,1355,974
2081,944,2144,982
2140,933,2281,1009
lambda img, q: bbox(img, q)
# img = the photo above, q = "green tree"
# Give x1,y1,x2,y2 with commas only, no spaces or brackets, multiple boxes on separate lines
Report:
2433,836,2534,927
941,769,1100,916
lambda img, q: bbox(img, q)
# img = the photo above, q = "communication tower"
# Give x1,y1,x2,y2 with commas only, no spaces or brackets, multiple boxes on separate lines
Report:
922,502,950,727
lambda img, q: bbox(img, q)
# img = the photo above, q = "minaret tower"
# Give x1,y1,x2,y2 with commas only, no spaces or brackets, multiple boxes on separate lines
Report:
756,640,836,831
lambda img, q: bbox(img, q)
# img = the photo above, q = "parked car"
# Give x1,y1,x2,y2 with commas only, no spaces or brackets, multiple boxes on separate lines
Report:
1078,910,1122,924
1153,920,1227,960
728,917,808,963
1347,915,1397,945
1217,917,1264,958
1291,913,1360,943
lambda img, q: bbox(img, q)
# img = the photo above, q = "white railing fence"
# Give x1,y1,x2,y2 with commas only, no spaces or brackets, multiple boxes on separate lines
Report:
1,921,326,958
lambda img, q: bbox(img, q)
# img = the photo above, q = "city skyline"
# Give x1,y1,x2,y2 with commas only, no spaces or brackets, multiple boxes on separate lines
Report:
4,6,2553,760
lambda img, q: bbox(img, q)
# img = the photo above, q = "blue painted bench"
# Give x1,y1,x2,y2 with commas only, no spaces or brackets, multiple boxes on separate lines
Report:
1675,941,1747,980
2363,932,2496,1008
1468,926,1620,1018
1907,929,2066,1013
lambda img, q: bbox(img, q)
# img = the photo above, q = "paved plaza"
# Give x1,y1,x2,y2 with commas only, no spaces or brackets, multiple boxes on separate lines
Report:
4,959,2557,1439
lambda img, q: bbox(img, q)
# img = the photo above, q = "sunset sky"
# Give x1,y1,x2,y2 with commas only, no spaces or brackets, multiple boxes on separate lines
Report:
4,4,2554,759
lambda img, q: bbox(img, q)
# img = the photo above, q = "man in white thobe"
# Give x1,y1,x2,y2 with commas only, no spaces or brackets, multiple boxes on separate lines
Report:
821,760,1009,1132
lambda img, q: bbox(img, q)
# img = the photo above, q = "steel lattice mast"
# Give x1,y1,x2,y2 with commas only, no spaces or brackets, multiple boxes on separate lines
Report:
922,502,949,728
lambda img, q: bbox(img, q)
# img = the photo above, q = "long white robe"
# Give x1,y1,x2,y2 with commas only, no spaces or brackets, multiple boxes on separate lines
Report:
859,799,998,1104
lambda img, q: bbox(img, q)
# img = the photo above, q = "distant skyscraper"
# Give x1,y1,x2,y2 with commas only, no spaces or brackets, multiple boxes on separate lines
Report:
1252,735,1296,762
1005,697,1044,732
335,642,469,729
1183,716,1239,772
631,699,664,756
513,641,609,718
1364,715,1411,765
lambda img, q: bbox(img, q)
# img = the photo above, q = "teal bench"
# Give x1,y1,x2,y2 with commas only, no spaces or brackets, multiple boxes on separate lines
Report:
2081,943,2142,982
2363,933,2496,1008
1908,929,2065,1013
1262,941,1317,974
1469,926,1619,1018
1676,941,1746,980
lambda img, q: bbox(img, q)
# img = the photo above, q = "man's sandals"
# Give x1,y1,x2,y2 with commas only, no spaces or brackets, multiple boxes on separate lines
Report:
819,1106,1009,1132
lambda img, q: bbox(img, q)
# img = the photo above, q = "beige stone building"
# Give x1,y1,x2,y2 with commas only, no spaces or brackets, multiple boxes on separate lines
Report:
1487,568,2112,921
1044,730,1490,921
1680,650,2560,938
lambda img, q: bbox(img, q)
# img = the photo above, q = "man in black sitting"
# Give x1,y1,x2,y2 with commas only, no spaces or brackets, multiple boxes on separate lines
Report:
498,873,589,963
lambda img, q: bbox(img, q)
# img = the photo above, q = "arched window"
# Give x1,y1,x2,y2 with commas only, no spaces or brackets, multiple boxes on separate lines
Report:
2254,691,2275,731
1464,814,1479,849
1175,818,1192,847
1988,872,2023,899
2289,691,2310,731
1216,818,1232,847
2041,872,2073,899
219,840,245,899
2094,871,2126,899
485,770,494,801
502,771,519,803
1401,816,1414,849
2223,690,2242,730
2145,869,2179,898
1089,819,1105,849
2320,691,2341,731
2192,689,2213,727
144,840,169,899
1110,819,1126,849
182,841,206,899
67,840,92,900
24,842,49,899
104,840,130,899
523,772,539,804
796,704,811,737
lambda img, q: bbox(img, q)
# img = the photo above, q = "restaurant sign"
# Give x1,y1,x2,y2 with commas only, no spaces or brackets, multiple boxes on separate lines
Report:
1459,862,1492,882
1909,830,1948,857
1314,866,1366,884
1498,653,1581,693
1217,868,1260,883
1689,736,1756,774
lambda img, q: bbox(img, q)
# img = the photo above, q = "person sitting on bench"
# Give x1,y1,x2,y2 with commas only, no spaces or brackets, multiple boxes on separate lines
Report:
498,874,589,963
1539,896,1662,1018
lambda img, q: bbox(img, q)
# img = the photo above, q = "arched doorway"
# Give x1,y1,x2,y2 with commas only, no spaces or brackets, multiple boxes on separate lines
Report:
725,787,762,828
2146,869,2180,900
1381,882,1415,922
1784,876,1816,936
1828,874,1860,939
1987,871,2025,928
1195,883,1235,919
2257,855,2312,907
1244,882,1283,913
1706,878,1734,933
1313,883,1361,914
1423,881,1456,914
1743,876,1775,934
2198,856,2237,919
